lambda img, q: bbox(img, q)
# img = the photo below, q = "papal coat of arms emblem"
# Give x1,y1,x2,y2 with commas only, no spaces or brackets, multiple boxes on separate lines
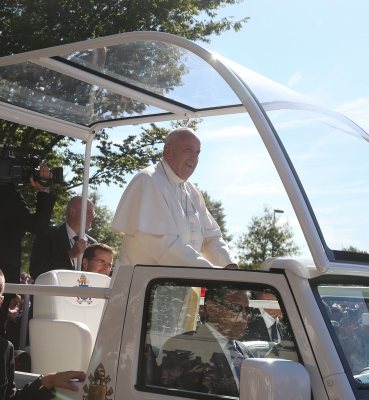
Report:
83,363,114,400
76,273,93,304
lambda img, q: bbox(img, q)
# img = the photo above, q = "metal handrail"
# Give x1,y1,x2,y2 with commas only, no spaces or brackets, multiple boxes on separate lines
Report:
4,284,111,299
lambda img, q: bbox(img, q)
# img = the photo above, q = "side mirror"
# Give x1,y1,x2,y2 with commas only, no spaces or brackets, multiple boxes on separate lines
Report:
240,359,311,400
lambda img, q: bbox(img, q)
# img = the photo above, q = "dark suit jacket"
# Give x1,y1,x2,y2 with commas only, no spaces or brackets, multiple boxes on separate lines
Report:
30,222,96,280
158,324,238,396
0,186,56,284
0,336,53,399
244,308,292,342
156,324,273,397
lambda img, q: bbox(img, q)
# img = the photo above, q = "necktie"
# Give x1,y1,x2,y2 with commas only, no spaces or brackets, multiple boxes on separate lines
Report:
74,235,93,246
227,340,245,380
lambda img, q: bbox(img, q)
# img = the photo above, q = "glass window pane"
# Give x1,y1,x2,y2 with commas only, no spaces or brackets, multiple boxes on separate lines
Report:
317,284,369,380
0,62,167,126
267,108,369,259
59,41,240,110
142,281,299,398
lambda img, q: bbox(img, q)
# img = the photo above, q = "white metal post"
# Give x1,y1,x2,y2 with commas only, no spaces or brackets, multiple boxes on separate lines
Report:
76,134,94,270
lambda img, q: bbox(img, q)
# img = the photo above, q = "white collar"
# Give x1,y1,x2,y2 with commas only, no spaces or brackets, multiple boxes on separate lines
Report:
66,222,78,241
66,223,87,241
160,159,186,186
206,322,229,349
260,308,278,330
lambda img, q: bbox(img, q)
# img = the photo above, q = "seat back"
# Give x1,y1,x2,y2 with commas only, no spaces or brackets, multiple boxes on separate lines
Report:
33,270,110,342
30,270,110,373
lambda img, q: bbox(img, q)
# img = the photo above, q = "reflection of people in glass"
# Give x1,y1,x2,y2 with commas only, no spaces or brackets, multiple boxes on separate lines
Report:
338,307,369,374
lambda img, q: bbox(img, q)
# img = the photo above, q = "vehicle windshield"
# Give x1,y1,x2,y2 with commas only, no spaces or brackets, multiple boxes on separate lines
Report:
315,281,369,398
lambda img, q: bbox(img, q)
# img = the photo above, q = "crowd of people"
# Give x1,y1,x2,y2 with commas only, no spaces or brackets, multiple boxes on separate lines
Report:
324,299,369,375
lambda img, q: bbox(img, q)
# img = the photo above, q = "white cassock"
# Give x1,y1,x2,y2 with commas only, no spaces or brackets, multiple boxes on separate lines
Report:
111,159,236,268
112,160,236,334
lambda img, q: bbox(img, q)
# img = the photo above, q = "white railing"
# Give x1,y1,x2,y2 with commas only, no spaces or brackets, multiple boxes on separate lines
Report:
4,283,111,299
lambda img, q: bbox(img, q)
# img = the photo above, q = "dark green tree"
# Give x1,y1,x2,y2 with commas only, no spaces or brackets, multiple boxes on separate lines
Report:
1,0,248,56
200,189,233,243
341,246,368,254
236,205,300,270
87,191,123,260
0,0,249,192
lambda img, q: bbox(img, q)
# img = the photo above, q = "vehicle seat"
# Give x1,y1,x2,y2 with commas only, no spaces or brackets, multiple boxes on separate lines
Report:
29,270,110,373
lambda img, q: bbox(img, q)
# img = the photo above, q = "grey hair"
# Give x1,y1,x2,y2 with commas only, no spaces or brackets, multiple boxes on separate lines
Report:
164,127,198,145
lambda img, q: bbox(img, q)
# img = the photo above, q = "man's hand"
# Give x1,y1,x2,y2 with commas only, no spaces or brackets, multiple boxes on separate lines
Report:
68,239,87,259
41,371,86,391
224,264,239,269
30,163,53,191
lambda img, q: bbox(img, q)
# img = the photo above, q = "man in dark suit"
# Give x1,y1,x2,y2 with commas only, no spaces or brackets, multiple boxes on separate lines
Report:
0,164,56,317
0,269,86,399
244,292,292,343
30,196,96,280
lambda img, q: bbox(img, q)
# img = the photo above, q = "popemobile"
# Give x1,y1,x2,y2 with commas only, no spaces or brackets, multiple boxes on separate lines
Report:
1,31,369,400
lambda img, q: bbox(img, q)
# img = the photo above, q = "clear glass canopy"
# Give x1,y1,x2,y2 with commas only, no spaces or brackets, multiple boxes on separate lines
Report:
0,33,368,265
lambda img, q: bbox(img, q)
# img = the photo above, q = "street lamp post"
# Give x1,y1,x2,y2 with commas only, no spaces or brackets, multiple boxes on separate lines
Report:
272,209,284,257
209,208,219,221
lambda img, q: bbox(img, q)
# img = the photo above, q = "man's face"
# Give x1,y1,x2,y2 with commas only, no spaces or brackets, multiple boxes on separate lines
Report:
164,132,201,180
71,200,95,230
260,292,280,319
206,290,249,340
82,249,113,276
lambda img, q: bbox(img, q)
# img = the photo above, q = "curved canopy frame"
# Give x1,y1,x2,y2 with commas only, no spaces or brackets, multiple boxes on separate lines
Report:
1,31,367,273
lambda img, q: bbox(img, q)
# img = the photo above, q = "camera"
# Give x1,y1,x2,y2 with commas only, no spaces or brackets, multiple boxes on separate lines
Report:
0,144,63,187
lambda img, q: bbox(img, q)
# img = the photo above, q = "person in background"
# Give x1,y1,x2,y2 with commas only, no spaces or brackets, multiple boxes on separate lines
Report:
0,163,56,322
244,292,291,343
19,273,33,285
30,196,97,280
82,243,115,276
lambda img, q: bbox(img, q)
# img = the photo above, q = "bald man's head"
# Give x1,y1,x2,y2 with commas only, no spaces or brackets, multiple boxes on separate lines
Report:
66,196,95,234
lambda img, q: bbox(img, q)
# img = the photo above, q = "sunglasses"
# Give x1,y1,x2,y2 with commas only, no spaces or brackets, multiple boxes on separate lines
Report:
216,300,251,314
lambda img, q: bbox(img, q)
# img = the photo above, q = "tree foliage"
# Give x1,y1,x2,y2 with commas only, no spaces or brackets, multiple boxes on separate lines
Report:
86,191,123,259
1,0,248,56
200,189,233,243
341,246,368,254
0,0,248,192
236,205,300,270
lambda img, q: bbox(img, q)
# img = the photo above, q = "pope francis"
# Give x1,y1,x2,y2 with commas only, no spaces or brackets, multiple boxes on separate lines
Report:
112,127,238,270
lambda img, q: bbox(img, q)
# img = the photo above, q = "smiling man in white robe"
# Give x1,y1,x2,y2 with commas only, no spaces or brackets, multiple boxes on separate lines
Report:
112,127,238,270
